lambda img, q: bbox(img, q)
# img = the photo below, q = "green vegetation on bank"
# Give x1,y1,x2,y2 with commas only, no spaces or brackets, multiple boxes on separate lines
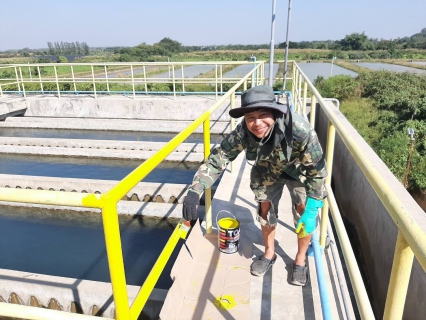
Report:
314,71,426,192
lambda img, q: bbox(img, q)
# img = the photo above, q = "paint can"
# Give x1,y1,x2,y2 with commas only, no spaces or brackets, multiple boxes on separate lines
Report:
216,210,240,254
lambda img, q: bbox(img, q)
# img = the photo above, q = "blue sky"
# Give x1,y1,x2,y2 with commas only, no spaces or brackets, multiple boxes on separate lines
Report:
1,0,425,51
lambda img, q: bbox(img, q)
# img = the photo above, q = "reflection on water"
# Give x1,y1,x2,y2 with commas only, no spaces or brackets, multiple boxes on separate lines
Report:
297,63,358,81
0,154,199,183
151,65,215,78
0,128,225,144
0,205,182,288
356,62,426,75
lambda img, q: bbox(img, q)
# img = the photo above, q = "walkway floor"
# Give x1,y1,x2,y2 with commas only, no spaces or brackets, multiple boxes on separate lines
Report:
161,153,356,319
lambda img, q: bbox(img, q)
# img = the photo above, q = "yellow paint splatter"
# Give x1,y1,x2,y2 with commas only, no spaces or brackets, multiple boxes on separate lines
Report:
214,295,236,310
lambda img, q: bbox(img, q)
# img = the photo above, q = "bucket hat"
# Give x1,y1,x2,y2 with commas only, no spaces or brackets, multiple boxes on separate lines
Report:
229,85,289,118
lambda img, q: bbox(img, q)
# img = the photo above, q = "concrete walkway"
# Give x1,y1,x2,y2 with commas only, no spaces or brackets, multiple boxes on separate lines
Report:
162,153,355,319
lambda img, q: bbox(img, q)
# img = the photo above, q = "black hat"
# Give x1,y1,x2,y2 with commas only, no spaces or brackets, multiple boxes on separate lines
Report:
229,85,289,118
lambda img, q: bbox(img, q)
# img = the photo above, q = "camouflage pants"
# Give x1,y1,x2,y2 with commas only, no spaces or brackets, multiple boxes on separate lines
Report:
250,169,306,227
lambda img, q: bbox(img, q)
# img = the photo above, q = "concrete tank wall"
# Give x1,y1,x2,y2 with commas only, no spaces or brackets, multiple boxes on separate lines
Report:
19,95,240,121
315,102,426,319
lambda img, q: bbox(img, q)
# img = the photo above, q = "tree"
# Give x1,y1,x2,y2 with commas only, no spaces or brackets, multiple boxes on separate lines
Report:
340,32,369,50
156,37,182,53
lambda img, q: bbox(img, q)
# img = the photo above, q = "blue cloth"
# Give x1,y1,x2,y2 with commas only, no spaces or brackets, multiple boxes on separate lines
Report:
296,197,323,238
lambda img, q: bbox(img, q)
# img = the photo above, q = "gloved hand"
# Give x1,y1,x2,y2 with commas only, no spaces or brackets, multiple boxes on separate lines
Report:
182,190,200,221
295,197,323,238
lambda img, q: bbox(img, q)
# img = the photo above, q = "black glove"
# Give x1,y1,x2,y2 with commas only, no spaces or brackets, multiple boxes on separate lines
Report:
182,190,200,221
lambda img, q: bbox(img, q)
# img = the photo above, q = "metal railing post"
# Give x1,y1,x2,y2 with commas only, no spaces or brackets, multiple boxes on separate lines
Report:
244,80,247,92
130,65,135,99
297,74,302,113
14,66,21,93
143,65,148,94
18,67,27,98
71,66,77,93
37,66,44,94
181,64,185,95
310,95,317,128
54,66,60,98
320,120,336,248
230,92,236,174
291,63,296,97
302,81,308,117
91,65,97,99
101,201,130,320
203,118,212,234
215,64,218,100
172,64,176,100
220,64,223,94
104,65,110,93
383,230,414,319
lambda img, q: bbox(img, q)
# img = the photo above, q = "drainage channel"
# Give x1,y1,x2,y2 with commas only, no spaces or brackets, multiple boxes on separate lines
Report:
0,205,182,289
0,154,199,183
0,127,226,143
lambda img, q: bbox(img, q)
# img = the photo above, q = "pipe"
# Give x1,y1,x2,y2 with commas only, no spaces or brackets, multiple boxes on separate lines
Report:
311,231,333,320
268,0,277,86
282,0,292,92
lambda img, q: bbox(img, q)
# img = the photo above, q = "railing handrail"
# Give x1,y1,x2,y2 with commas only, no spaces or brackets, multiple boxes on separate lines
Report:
293,62,426,269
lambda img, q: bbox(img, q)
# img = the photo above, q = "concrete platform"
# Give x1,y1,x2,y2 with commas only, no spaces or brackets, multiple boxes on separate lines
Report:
162,153,356,319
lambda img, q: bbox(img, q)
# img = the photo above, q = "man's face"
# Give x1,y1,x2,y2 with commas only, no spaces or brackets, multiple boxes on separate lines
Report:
244,108,275,139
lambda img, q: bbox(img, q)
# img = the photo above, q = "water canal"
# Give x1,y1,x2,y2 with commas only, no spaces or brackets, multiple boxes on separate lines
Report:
0,205,182,289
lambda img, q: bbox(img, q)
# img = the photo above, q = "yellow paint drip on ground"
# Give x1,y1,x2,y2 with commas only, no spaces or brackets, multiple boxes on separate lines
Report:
214,295,236,310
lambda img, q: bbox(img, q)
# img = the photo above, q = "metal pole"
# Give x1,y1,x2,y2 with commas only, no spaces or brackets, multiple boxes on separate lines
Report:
404,136,415,188
268,0,277,87
282,0,292,93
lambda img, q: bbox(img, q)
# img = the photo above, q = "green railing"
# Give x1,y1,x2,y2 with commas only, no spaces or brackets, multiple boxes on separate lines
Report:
0,63,263,320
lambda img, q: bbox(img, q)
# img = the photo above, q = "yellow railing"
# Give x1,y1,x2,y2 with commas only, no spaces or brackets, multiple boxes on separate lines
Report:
291,61,426,319
0,63,263,320
0,61,266,100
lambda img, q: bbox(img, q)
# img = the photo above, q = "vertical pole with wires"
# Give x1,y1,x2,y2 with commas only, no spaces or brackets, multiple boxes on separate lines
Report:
268,0,277,87
282,0,292,94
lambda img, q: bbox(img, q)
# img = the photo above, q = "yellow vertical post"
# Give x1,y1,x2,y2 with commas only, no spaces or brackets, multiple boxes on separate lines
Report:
101,200,130,320
310,95,317,129
244,80,247,92
203,118,212,234
230,92,235,174
130,65,135,99
53,66,60,98
91,65,97,99
291,66,296,101
297,74,302,114
302,81,308,116
251,71,255,88
383,230,414,320
71,66,76,93
320,121,336,247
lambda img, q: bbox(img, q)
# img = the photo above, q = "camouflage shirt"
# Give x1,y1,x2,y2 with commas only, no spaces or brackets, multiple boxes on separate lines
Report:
189,111,328,200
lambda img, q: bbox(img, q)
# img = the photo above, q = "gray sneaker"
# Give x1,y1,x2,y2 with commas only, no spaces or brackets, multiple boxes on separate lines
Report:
290,264,308,286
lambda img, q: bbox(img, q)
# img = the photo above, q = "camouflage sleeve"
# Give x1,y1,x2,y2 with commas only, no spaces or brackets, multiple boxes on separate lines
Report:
298,127,328,200
189,123,245,195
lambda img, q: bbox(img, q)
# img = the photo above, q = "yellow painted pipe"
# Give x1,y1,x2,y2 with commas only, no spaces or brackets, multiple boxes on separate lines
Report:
101,201,130,320
0,187,102,208
129,220,189,320
0,302,112,320
325,185,375,319
203,118,213,234
383,230,414,320
320,121,336,247
302,81,307,117
310,94,317,129
230,92,236,174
